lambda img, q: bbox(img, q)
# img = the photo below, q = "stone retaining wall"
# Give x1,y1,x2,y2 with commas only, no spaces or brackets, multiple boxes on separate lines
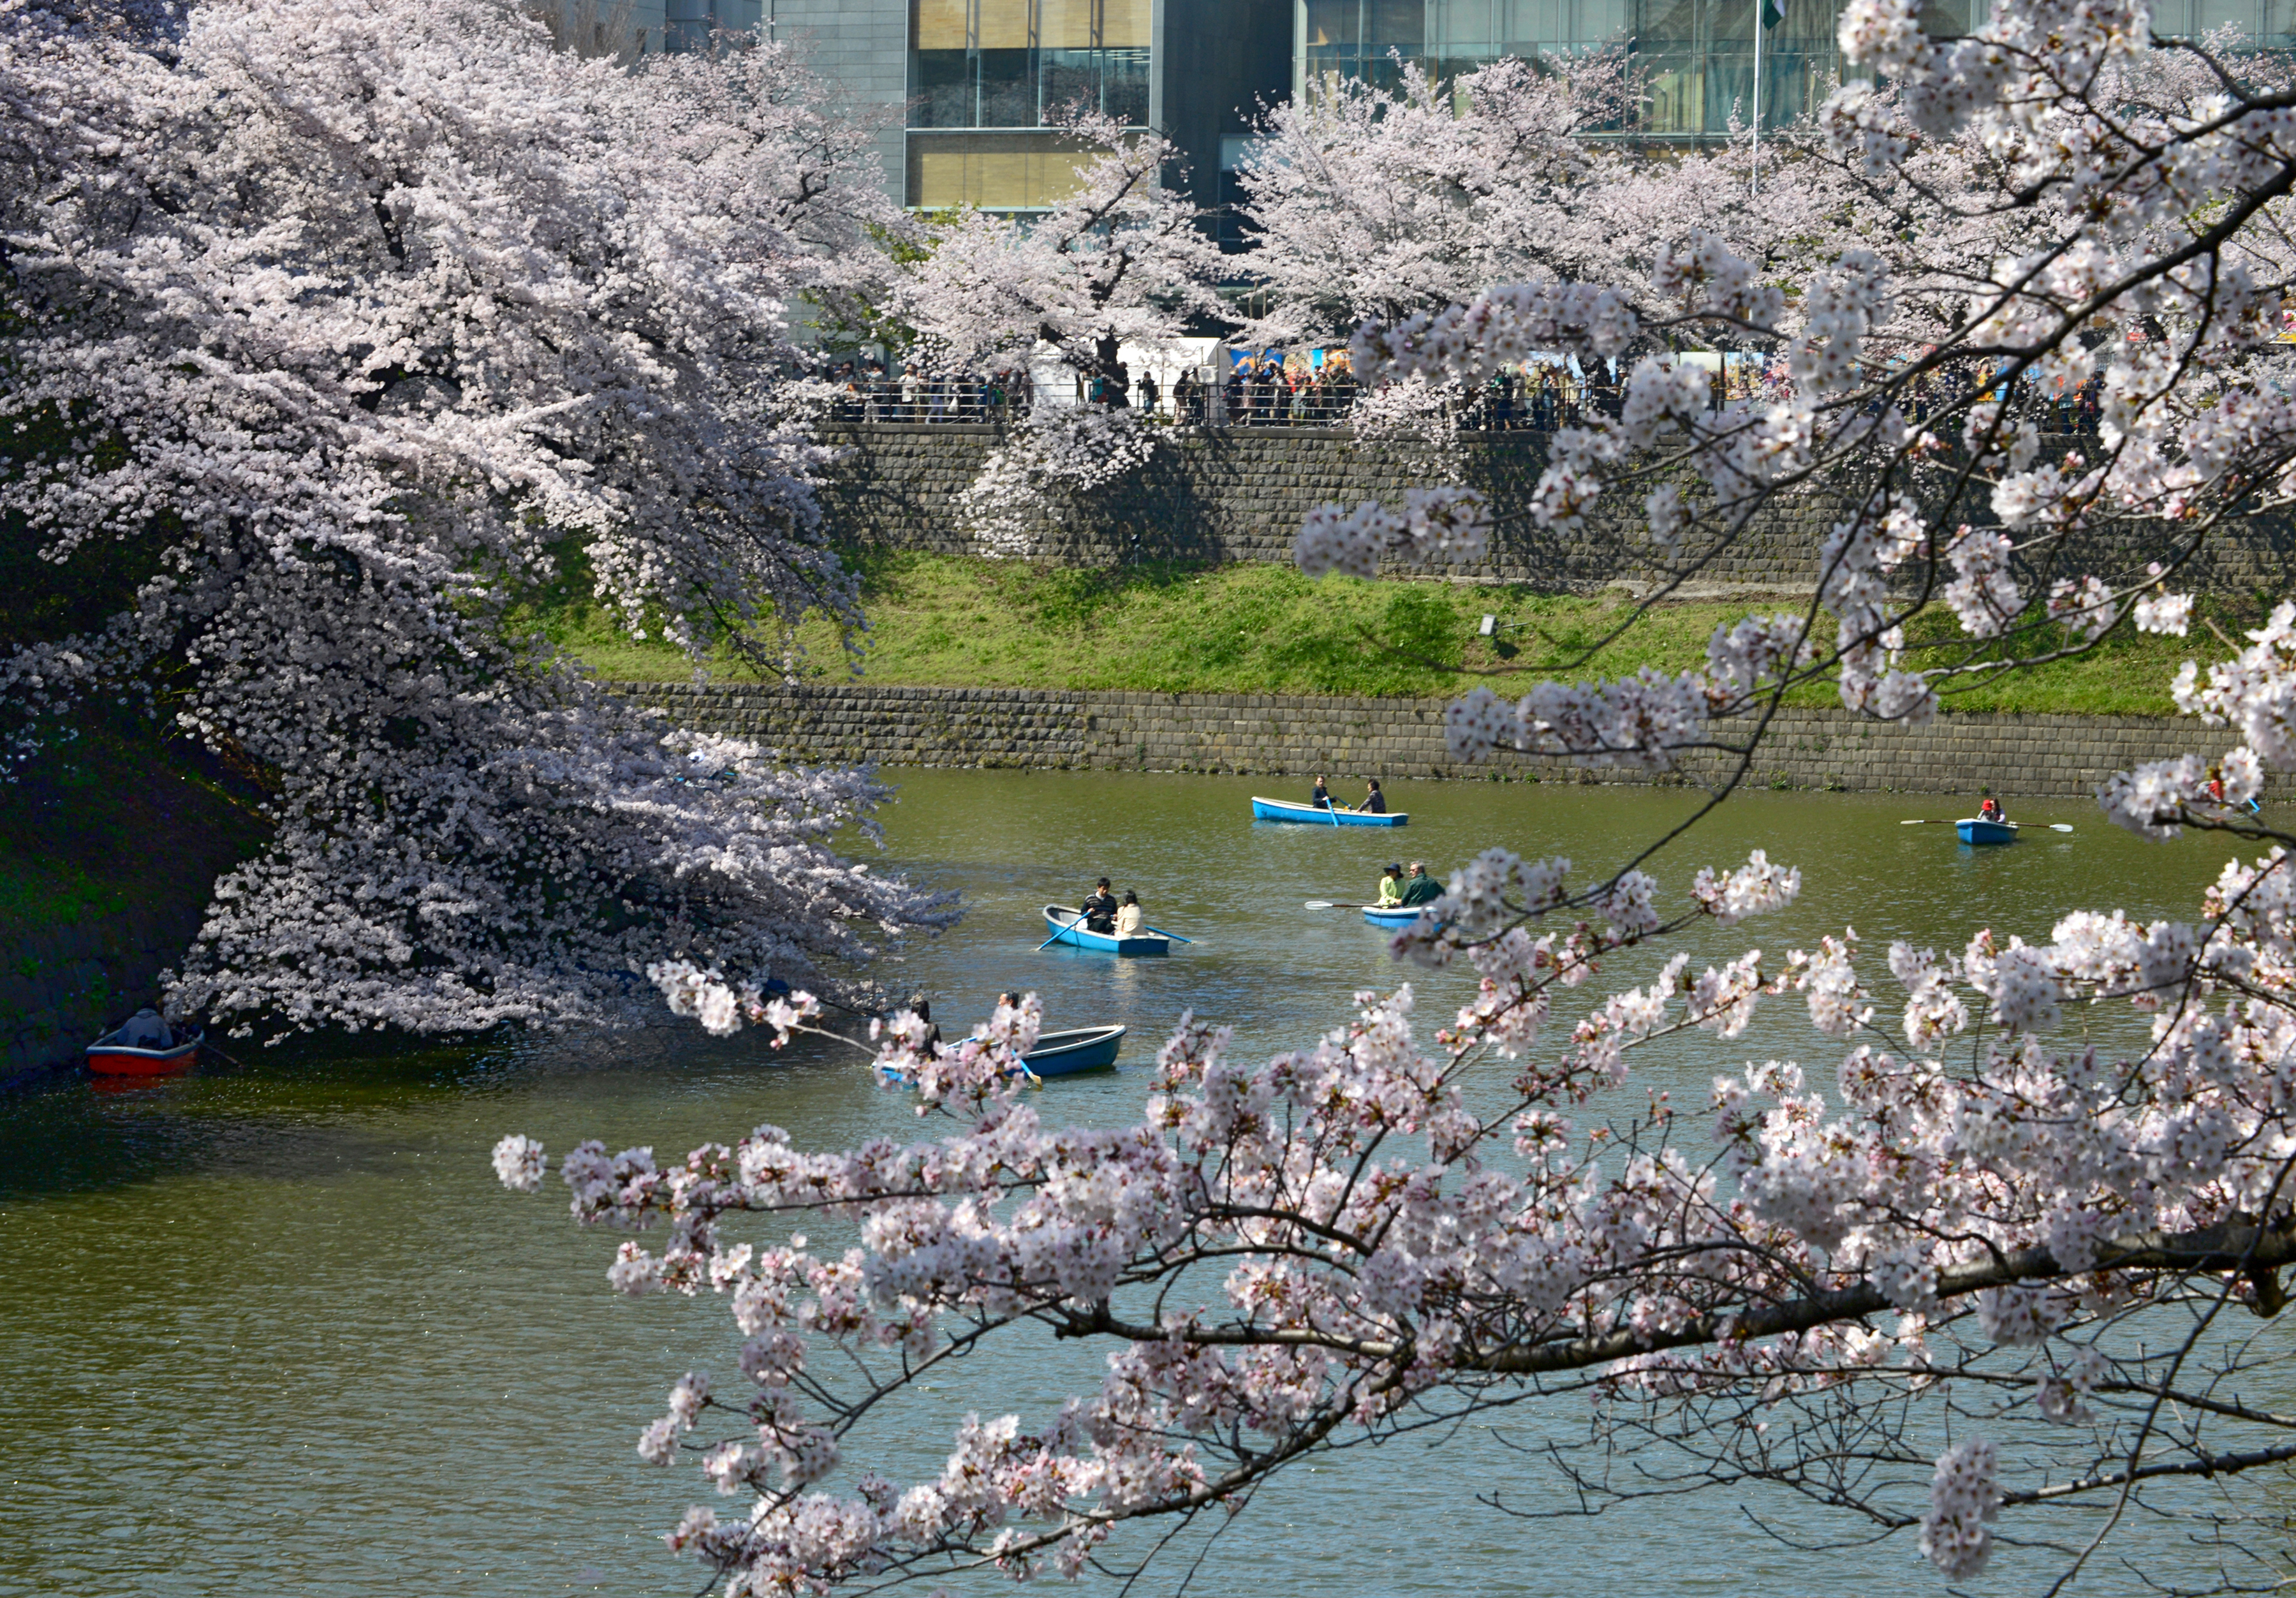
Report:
2,903,206,1088
816,424,2296,596
640,681,2283,801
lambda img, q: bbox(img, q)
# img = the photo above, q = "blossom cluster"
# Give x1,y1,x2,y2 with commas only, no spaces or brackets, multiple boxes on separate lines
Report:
894,111,1226,558
952,406,1161,557
501,810,2296,1589
1295,487,1491,577
1436,612,1825,773
0,0,955,1030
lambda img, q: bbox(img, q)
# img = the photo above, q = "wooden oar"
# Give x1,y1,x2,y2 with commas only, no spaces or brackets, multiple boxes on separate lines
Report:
195,1033,249,1070
1901,817,2076,832
1304,900,1376,909
1037,912,1088,952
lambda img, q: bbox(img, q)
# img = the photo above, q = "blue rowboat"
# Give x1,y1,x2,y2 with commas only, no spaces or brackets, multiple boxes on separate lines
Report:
1022,1025,1126,1077
1362,905,1423,928
1956,818,2018,845
1250,796,1408,827
1042,905,1170,956
878,1023,1129,1088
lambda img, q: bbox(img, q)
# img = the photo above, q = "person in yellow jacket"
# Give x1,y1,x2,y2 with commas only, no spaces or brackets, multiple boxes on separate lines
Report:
1375,864,1405,908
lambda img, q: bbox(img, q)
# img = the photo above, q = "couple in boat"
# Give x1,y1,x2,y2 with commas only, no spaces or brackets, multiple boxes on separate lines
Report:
1375,862,1442,908
1078,877,1144,937
1310,776,1385,814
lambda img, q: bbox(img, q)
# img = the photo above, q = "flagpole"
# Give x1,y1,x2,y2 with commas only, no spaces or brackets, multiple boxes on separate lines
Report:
1752,0,1763,198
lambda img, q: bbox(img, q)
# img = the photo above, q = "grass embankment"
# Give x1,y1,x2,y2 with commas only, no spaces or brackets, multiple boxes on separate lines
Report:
542,552,2236,717
0,722,270,945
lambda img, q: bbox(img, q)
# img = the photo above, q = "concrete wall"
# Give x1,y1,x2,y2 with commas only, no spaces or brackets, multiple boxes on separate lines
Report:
637,681,2281,800
815,423,2296,596
2,903,207,1090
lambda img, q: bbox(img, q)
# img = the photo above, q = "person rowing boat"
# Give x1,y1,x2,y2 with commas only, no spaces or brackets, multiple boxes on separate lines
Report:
1398,861,1442,906
2207,773,2263,814
1079,877,1117,933
1309,775,1334,811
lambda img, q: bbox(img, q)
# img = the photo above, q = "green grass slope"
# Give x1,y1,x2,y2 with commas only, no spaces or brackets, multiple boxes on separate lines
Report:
544,552,2234,718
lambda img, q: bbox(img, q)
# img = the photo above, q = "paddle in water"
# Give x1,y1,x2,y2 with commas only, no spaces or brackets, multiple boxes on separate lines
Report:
1901,817,2075,832
1036,912,1088,952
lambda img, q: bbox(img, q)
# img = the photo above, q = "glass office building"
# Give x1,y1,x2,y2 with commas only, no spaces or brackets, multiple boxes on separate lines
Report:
1297,0,1857,133
752,0,2296,212
906,0,1156,208
1294,0,2296,137
666,0,762,53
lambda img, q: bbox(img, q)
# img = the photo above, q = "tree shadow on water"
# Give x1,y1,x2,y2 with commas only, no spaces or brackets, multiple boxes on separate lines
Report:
0,1019,840,1205
0,1030,546,1204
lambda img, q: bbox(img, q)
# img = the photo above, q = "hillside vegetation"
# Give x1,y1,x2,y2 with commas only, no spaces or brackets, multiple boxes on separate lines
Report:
536,552,2235,717
0,720,269,944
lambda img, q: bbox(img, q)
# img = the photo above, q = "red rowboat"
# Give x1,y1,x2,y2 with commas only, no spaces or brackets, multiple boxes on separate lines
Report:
85,1023,203,1076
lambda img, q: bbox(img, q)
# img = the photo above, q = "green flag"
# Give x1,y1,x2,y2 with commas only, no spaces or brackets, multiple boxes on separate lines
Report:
1760,0,1785,29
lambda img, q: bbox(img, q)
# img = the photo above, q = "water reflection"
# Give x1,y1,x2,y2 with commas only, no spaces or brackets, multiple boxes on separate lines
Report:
0,769,2250,1597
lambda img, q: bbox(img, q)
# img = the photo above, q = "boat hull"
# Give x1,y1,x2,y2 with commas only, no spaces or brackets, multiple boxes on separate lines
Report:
85,1028,202,1076
1249,797,1408,827
1022,1025,1126,1076
1043,906,1169,956
1956,818,2018,845
1362,906,1422,928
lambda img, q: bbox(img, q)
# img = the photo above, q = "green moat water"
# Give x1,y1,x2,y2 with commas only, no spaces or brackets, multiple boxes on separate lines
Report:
0,771,2260,1595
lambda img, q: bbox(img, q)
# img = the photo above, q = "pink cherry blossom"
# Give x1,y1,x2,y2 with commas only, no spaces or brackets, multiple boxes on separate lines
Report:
0,0,956,1032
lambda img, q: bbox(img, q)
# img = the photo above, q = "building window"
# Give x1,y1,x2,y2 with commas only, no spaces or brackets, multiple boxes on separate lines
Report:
906,131,1108,207
909,0,1154,129
665,0,762,53
1290,0,2056,138
1301,0,1424,87
2149,0,2296,43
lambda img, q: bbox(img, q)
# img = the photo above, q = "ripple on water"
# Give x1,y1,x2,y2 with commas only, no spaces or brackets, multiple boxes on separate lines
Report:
0,770,2241,1596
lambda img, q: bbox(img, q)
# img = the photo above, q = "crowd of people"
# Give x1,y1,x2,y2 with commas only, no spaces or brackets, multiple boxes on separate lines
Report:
1202,352,1362,425
826,359,1034,424
1459,364,1623,430
1723,354,2107,432
825,349,2112,435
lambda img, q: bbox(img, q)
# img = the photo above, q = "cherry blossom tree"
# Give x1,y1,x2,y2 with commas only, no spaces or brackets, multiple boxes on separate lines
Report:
1232,54,1843,466
1231,55,1905,351
1234,54,1641,344
891,112,1225,554
0,0,955,1033
494,0,2296,1588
